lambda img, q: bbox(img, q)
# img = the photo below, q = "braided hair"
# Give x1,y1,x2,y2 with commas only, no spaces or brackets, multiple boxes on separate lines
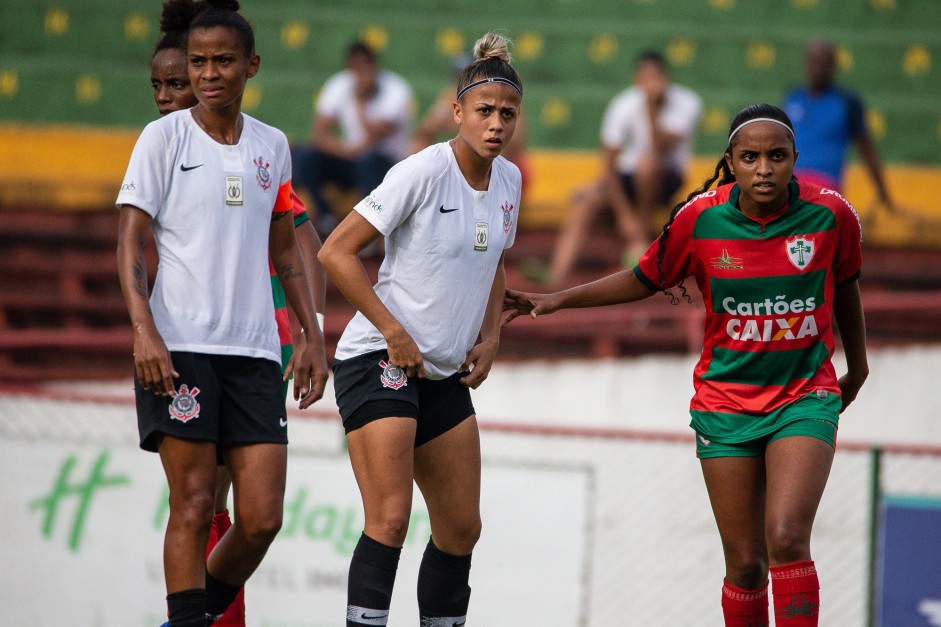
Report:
655,103,795,304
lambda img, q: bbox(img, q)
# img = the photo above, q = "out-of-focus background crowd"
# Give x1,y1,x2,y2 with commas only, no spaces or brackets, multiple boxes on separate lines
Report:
1,0,940,380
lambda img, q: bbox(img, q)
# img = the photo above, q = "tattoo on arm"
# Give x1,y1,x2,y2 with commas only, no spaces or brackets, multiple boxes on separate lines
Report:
132,250,148,299
277,263,304,281
272,210,291,222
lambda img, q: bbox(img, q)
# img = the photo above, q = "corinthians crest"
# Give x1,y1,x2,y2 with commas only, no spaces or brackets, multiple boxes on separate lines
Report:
254,156,272,190
169,384,201,422
785,235,815,271
501,201,514,234
378,360,407,390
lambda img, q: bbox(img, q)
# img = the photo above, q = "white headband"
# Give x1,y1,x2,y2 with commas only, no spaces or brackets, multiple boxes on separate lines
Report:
728,117,794,144
456,76,522,100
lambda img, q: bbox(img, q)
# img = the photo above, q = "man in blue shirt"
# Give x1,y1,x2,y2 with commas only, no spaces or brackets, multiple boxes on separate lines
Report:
784,39,894,209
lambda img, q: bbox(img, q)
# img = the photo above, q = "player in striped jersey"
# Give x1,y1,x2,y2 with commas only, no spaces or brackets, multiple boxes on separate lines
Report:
505,103,869,626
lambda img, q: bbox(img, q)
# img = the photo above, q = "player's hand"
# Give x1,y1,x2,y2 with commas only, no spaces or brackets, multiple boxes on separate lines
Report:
287,330,329,409
837,370,868,414
502,288,559,325
133,326,178,397
459,339,498,389
384,325,425,379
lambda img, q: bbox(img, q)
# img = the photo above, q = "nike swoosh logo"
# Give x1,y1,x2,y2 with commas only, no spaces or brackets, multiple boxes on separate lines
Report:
361,613,388,620
180,163,204,171
279,417,288,427
439,205,459,213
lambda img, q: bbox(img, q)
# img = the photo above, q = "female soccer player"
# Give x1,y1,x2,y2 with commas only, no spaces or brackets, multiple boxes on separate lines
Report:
117,1,328,625
318,32,523,627
144,3,327,625
505,103,869,627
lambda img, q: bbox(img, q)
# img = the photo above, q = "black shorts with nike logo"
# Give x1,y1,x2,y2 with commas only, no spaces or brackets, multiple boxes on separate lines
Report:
332,349,475,447
135,352,288,457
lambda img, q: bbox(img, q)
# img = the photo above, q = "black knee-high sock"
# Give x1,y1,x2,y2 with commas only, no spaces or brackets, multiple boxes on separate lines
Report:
205,571,242,623
417,538,472,626
167,588,207,627
347,533,402,626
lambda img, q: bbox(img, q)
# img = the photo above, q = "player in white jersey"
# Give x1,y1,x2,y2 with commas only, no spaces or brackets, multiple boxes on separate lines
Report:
319,32,523,627
115,2,327,625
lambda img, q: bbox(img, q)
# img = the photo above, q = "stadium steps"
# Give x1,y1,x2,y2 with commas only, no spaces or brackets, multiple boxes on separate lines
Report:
2,209,941,382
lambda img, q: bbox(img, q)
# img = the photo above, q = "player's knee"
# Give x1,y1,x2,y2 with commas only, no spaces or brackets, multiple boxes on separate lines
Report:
241,508,284,546
169,489,215,533
436,516,482,555
370,512,411,547
766,521,811,564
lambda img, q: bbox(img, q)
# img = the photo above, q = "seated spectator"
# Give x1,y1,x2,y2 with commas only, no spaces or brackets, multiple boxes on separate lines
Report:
531,51,701,287
292,41,414,236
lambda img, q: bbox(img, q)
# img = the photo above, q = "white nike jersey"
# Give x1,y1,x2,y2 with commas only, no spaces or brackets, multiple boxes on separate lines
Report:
335,142,521,378
116,109,292,363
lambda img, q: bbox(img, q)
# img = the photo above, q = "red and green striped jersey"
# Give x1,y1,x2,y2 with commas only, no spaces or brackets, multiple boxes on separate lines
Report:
635,180,862,441
269,185,312,369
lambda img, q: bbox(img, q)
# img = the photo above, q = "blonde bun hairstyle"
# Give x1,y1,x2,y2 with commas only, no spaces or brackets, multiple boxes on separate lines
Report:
456,31,523,100
473,32,512,64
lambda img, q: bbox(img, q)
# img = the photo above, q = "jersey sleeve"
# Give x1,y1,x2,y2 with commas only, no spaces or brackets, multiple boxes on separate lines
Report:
503,160,523,250
288,184,311,227
353,150,441,237
115,120,169,218
272,132,293,215
832,194,863,284
634,200,697,290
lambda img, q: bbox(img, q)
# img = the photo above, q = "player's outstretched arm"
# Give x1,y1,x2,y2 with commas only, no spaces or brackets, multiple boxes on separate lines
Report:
504,269,656,325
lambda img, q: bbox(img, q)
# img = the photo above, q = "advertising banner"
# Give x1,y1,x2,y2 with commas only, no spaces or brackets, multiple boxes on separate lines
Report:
876,496,941,627
1,438,590,626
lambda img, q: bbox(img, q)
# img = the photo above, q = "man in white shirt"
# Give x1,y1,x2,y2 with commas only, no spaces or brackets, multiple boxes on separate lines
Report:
292,41,414,236
538,51,702,287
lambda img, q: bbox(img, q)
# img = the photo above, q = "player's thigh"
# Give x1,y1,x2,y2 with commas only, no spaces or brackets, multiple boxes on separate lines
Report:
347,416,418,514
225,443,288,527
414,416,482,550
700,453,767,558
157,435,218,508
764,433,834,540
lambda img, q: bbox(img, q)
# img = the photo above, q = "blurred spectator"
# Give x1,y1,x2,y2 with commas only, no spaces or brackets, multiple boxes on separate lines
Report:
412,52,531,191
532,51,701,287
783,39,894,209
292,41,414,236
